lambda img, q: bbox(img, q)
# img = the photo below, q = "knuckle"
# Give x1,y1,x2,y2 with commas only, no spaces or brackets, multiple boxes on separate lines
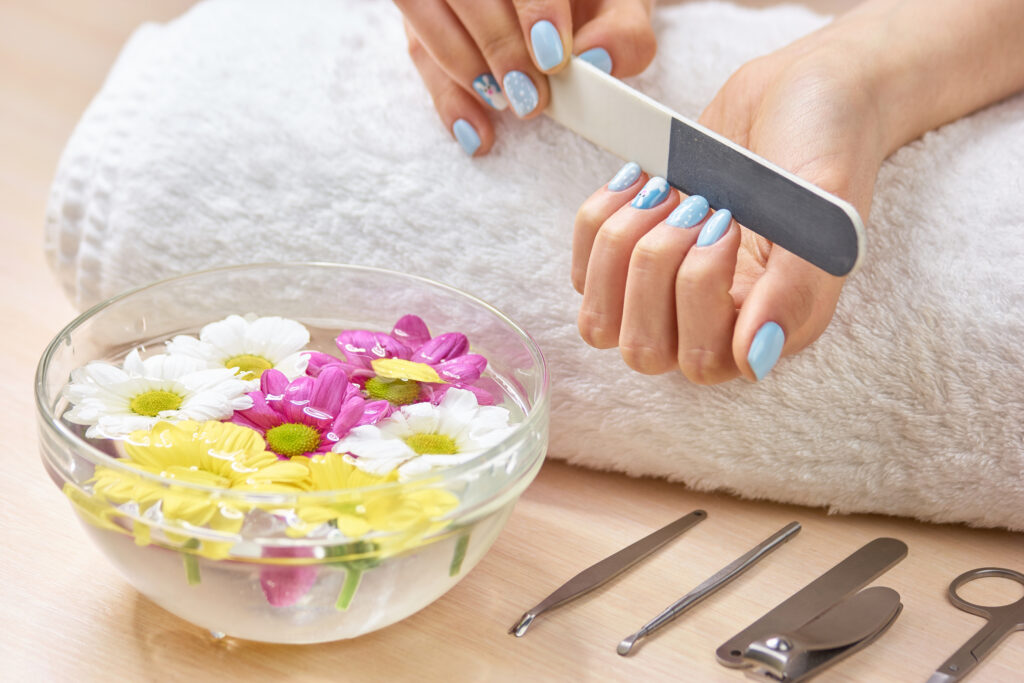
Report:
595,223,639,254
477,28,523,65
578,310,618,349
574,202,606,236
620,342,672,375
677,347,725,385
613,13,657,70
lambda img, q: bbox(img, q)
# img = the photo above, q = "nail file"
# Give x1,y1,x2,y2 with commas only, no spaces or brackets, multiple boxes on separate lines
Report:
545,58,865,277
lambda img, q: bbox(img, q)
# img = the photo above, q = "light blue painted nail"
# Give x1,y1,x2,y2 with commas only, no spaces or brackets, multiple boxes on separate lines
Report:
502,71,539,116
667,195,710,228
472,73,508,111
631,177,670,209
696,209,732,247
530,20,564,70
748,321,785,380
608,162,641,191
577,47,612,74
452,119,480,156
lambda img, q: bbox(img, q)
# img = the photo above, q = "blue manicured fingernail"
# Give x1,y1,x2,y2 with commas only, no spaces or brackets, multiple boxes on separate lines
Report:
452,119,480,156
608,162,641,191
577,47,612,74
696,209,732,246
502,71,539,116
748,321,785,380
631,177,670,209
472,73,508,111
667,195,709,228
530,20,564,70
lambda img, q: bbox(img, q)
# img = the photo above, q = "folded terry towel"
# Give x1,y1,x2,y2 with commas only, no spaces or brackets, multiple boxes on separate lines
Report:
45,0,1024,529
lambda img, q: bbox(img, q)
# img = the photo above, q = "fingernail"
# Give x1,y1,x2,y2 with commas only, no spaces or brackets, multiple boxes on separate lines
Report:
747,321,785,380
696,209,732,246
577,47,612,74
452,119,480,156
631,177,670,209
608,162,641,191
667,195,709,228
530,20,564,70
472,73,508,111
502,71,539,116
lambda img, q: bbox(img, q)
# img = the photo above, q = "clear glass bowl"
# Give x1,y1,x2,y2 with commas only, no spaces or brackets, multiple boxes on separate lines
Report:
36,263,549,643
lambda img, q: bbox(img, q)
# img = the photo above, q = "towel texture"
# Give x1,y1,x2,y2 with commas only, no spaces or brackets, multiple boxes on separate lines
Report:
45,0,1024,528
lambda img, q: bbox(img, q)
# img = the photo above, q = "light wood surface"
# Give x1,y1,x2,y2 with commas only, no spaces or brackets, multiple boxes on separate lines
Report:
1,2,1021,681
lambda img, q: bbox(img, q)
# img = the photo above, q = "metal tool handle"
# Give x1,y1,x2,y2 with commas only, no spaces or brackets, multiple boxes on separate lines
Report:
629,522,801,646
510,509,706,637
929,567,1024,682
716,537,908,667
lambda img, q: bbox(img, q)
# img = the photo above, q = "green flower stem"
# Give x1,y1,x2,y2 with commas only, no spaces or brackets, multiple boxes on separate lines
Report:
182,538,201,586
449,531,470,577
336,569,363,611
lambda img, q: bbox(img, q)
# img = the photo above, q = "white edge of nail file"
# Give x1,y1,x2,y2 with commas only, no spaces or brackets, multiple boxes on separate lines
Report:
545,58,865,277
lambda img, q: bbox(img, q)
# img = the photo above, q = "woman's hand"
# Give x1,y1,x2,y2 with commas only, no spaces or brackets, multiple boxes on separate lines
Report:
398,0,656,156
573,34,889,383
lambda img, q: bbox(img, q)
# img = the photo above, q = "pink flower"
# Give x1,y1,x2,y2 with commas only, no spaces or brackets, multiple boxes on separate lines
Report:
231,365,388,460
307,315,494,407
260,546,318,607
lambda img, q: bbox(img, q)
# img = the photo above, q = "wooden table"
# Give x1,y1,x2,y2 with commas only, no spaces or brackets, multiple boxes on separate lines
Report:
1,2,1021,681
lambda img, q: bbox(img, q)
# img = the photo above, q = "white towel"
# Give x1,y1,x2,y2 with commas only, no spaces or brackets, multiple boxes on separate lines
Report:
45,0,1024,529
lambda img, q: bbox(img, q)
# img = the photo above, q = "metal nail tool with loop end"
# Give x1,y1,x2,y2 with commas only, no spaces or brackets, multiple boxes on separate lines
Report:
717,537,908,682
618,522,802,656
927,567,1024,682
509,509,707,637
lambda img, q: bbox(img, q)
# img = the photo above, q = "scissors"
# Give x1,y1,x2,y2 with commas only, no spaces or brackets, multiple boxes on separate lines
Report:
927,567,1024,682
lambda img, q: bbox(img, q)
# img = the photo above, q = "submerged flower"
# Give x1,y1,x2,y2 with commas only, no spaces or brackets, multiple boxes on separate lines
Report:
309,314,493,407
87,420,309,557
63,350,253,439
231,366,388,460
333,388,515,481
165,314,311,382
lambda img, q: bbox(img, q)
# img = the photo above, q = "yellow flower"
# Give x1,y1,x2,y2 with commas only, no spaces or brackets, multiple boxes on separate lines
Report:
82,420,308,557
287,452,458,555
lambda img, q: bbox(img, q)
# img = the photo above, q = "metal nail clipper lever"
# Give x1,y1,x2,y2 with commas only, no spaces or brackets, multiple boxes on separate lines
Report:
717,537,908,681
926,567,1024,682
617,521,802,656
509,509,707,637
546,58,865,277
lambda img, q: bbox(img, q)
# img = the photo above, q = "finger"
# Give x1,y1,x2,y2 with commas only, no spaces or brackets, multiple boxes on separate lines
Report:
619,195,710,374
405,25,494,156
572,161,645,293
675,209,743,384
573,0,657,76
510,0,573,73
396,0,509,112
732,248,844,381
579,177,678,349
449,0,550,118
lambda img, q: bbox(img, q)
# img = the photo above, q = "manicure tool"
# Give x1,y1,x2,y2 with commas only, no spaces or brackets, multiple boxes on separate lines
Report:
546,58,865,277
717,537,908,681
618,521,802,657
509,509,707,637
927,567,1024,682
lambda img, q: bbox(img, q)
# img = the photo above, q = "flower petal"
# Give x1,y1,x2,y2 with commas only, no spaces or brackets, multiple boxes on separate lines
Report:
390,315,431,349
410,333,468,364
336,330,410,365
434,354,487,383
260,546,318,607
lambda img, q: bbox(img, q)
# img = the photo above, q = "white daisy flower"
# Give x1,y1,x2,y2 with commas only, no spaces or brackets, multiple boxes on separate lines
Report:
332,388,516,481
165,314,311,384
63,349,254,439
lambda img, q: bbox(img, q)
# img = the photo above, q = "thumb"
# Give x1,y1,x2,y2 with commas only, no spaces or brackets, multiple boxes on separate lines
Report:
572,0,657,76
732,246,845,381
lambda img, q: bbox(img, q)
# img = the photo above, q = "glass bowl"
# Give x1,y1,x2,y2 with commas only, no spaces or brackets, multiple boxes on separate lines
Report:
36,263,549,644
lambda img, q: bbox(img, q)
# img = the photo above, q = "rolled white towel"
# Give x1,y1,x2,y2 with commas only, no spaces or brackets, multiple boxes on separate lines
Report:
45,0,1024,529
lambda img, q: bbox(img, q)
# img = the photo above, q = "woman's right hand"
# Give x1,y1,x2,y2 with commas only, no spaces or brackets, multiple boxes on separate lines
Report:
397,0,656,156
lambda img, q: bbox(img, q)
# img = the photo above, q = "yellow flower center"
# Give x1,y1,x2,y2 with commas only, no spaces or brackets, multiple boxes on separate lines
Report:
266,422,321,458
224,353,274,380
405,433,457,455
364,377,421,405
129,390,184,417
